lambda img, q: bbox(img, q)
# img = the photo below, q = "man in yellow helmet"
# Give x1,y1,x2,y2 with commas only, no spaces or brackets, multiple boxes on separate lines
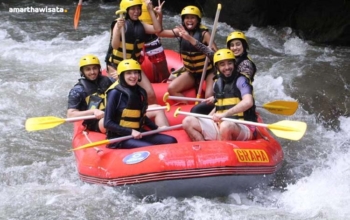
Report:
182,49,257,141
67,54,113,133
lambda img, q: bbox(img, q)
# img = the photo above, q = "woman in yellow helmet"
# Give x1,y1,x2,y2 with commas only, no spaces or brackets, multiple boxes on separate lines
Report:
182,49,257,142
108,0,163,105
157,5,218,100
104,59,177,149
67,55,114,133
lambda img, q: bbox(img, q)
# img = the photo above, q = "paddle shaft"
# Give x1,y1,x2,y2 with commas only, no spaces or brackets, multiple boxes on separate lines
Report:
66,106,168,122
196,4,221,99
71,124,183,151
66,115,96,122
120,13,126,59
108,124,182,144
115,10,127,59
176,110,268,128
165,95,270,109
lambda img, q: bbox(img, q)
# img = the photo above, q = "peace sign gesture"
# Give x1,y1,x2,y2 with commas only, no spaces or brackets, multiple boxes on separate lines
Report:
154,0,165,15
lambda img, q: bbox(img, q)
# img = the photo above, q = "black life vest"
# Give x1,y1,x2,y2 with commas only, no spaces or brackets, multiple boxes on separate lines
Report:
214,74,257,122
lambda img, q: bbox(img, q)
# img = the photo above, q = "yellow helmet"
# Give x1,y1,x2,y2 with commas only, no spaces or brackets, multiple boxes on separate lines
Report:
79,54,100,68
226,31,249,48
213,49,235,66
117,59,142,75
139,1,152,24
181,5,202,19
120,0,143,11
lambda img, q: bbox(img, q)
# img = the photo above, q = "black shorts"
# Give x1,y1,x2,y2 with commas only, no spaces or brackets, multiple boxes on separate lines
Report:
84,119,101,133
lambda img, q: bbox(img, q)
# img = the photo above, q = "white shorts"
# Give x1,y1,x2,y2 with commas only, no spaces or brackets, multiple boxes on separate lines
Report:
198,118,254,141
198,118,219,141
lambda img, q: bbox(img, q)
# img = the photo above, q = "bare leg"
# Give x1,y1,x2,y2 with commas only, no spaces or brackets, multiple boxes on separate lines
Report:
204,72,215,98
182,116,205,141
146,104,169,127
99,118,106,134
167,72,195,100
219,121,240,140
107,65,118,80
138,71,157,104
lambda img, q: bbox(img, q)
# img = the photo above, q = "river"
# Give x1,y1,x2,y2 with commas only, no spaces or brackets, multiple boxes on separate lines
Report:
1,1,350,219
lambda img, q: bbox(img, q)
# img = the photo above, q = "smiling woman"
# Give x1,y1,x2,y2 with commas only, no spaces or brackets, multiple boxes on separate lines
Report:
157,5,218,100
103,59,177,149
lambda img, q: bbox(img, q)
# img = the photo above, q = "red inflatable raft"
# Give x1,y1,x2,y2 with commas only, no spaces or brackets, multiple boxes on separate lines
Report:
71,50,284,198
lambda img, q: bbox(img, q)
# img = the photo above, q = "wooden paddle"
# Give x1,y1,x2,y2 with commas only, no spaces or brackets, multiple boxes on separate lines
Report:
25,103,170,132
163,92,298,116
70,124,183,151
196,4,221,102
74,0,83,29
115,9,127,59
174,108,307,141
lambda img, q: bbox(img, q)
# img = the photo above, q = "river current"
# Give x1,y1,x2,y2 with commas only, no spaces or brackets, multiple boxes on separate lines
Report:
1,1,350,219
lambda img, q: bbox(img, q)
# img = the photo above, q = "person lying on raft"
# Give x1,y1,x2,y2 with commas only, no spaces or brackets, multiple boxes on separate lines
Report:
182,49,257,141
104,59,177,149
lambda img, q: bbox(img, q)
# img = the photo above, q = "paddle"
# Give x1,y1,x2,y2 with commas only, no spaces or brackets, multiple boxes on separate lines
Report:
74,0,83,29
70,124,183,151
25,103,171,132
163,92,298,116
196,4,221,102
115,9,127,59
174,108,307,141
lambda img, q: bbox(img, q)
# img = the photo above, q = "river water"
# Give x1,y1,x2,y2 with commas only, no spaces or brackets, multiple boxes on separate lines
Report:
1,1,350,219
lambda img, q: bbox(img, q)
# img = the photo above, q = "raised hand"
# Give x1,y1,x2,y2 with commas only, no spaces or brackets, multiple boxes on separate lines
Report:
146,0,154,11
154,0,165,15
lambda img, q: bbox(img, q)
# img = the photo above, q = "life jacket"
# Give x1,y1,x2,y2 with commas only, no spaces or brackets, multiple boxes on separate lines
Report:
106,83,148,138
77,75,112,110
214,74,257,122
180,26,213,74
109,19,146,65
105,20,117,65
236,52,257,82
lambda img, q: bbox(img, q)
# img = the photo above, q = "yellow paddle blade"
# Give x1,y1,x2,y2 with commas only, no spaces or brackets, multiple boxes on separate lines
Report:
262,100,298,116
25,116,65,131
70,139,110,151
267,120,307,141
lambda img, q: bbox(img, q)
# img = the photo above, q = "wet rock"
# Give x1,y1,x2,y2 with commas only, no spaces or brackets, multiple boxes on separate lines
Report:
163,0,350,46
